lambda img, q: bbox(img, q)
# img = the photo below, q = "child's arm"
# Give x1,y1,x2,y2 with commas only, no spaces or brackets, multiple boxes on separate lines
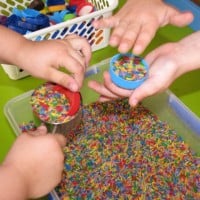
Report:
0,126,66,200
0,164,28,200
0,25,91,91
93,0,193,54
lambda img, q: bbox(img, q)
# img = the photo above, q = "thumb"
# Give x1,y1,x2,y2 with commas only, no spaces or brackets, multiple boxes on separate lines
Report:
129,79,162,107
53,134,67,148
169,11,194,27
28,125,48,136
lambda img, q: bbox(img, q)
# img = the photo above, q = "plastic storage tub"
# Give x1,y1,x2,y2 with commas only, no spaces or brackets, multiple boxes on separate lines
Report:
0,0,118,80
4,58,200,199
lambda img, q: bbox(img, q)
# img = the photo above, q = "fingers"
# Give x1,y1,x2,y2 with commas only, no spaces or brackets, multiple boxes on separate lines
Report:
94,20,137,54
129,78,161,107
145,43,175,65
36,125,47,132
93,15,132,51
105,17,158,54
130,50,179,107
59,34,92,90
93,1,193,56
44,67,80,92
132,22,158,55
80,46,92,67
67,47,87,70
102,72,133,97
88,71,133,99
109,20,132,48
88,80,120,100
60,50,86,90
98,96,115,102
27,125,66,147
169,11,194,27
115,21,141,53
110,19,158,54
171,12,194,27
53,134,67,148
28,125,47,136
92,16,119,29
65,34,92,66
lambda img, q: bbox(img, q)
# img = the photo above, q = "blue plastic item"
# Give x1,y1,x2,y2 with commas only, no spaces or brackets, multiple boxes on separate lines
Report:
7,8,50,34
47,0,65,6
49,10,70,23
13,8,40,18
109,53,149,90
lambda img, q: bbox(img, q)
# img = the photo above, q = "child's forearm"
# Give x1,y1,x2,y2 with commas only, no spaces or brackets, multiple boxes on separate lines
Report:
0,25,29,65
0,164,28,200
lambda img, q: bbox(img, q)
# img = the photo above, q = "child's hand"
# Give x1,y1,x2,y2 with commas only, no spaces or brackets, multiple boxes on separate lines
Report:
0,26,91,91
0,126,66,199
88,31,200,107
93,0,193,54
88,52,178,106
18,34,91,92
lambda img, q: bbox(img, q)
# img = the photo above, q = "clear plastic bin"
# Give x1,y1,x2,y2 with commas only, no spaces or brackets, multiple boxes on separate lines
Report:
4,58,200,199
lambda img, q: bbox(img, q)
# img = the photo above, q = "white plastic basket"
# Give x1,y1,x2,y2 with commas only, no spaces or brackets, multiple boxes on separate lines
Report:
0,0,118,80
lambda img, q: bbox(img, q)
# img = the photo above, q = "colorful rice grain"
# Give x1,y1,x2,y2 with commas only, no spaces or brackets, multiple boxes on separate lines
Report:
113,55,147,81
55,98,200,199
30,82,71,124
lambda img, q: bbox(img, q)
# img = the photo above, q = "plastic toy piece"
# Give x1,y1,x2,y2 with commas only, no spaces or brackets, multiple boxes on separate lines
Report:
63,13,76,21
48,4,66,12
12,8,49,26
0,15,7,26
47,0,66,12
7,8,50,34
28,0,45,11
68,0,94,16
12,7,40,18
6,15,36,33
109,53,149,90
49,10,69,23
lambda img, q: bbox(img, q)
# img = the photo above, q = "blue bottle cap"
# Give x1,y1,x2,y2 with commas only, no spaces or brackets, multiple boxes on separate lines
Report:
109,53,149,90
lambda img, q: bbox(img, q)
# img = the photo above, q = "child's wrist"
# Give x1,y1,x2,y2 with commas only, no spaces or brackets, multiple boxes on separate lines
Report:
0,163,29,199
13,38,34,70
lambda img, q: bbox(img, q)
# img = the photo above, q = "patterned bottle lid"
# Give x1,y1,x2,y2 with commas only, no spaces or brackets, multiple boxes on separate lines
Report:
109,53,149,90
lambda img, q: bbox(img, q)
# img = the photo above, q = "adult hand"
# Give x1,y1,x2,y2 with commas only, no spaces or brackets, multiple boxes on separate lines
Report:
93,0,193,54
88,31,200,106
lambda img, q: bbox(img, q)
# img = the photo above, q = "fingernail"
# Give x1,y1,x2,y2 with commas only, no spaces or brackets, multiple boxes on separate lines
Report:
133,45,142,55
68,83,78,92
109,38,118,46
130,99,138,107
118,44,129,54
